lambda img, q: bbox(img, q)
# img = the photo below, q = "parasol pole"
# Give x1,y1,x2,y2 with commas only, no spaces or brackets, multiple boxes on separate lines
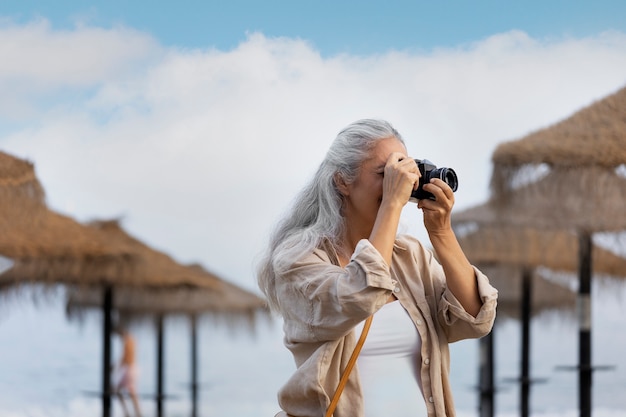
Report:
156,314,165,417
520,267,532,417
478,324,495,417
578,231,592,417
191,314,199,417
102,285,113,417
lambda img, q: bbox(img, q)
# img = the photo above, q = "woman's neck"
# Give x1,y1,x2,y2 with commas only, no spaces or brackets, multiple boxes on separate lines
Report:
336,224,373,266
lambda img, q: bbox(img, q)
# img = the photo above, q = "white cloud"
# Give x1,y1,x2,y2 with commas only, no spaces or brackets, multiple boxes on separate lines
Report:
0,18,161,121
0,18,161,85
1,20,626,290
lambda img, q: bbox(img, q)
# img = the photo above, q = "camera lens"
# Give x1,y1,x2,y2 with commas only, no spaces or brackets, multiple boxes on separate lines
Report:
410,159,459,201
432,168,458,192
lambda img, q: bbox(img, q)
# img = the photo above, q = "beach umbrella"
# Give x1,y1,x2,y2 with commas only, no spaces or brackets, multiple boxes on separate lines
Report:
0,151,140,417
0,151,265,417
486,84,626,417
453,217,626,277
0,151,137,288
477,264,576,320
453,220,566,417
473,263,576,417
65,220,269,417
453,212,626,417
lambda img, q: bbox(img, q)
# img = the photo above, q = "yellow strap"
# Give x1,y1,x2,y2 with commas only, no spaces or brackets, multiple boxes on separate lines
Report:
325,315,373,417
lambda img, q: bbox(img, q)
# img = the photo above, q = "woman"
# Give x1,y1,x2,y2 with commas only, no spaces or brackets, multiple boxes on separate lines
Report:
257,119,497,417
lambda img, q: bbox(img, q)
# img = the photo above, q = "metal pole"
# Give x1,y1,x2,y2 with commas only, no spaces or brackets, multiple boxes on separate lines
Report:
478,326,495,417
157,314,165,417
521,268,532,417
578,232,593,417
102,286,113,417
191,315,199,417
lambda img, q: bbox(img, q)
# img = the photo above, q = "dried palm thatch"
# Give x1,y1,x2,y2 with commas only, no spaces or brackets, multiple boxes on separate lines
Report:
0,150,268,417
492,85,626,168
84,220,224,289
0,152,136,289
63,221,269,417
489,85,626,232
0,151,266,319
477,264,575,320
453,210,626,277
65,220,268,323
66,275,268,328
474,85,626,417
487,168,626,231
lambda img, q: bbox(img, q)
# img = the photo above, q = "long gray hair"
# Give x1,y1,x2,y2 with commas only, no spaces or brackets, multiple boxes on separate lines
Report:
256,119,404,312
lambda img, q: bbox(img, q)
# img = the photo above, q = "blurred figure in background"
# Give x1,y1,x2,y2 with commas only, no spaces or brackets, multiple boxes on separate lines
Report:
112,326,141,417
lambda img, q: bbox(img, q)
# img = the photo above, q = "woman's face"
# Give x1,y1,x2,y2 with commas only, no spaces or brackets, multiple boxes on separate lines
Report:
340,136,408,230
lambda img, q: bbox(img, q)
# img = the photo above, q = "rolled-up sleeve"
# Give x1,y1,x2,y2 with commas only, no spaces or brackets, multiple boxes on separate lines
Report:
276,239,396,343
438,266,498,342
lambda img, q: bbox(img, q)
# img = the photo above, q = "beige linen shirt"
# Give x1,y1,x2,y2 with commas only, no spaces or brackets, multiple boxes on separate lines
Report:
275,234,498,417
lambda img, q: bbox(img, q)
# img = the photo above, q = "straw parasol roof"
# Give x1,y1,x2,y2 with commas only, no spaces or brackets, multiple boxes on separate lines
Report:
492,85,626,168
453,209,626,277
452,219,626,320
0,151,136,289
83,220,224,289
489,85,626,232
0,150,268,417
0,151,265,311
62,220,269,417
66,277,266,318
65,220,268,321
477,264,575,320
474,85,626,417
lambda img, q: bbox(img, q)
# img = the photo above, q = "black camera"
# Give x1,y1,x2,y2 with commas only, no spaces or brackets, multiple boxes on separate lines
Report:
410,159,458,201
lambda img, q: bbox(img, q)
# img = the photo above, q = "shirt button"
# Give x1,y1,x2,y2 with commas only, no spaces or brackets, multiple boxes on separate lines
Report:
416,319,423,326
394,286,400,293
424,358,430,365
429,396,434,403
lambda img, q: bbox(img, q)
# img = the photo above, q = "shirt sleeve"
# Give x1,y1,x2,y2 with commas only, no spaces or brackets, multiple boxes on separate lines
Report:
276,239,397,343
437,265,498,343
398,234,498,343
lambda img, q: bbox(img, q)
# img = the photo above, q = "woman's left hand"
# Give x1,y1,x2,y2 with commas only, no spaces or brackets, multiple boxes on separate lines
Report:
417,178,455,236
417,178,482,317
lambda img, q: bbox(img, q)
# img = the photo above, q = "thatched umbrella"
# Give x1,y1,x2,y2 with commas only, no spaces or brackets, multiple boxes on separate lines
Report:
486,84,626,417
478,264,575,320
453,220,571,417
0,151,267,417
65,220,268,417
0,151,137,287
454,217,626,417
453,217,626,277
66,276,268,417
0,151,141,417
472,263,576,417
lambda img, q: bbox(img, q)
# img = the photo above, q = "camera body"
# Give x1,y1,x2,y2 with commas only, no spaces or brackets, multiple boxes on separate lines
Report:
409,159,459,201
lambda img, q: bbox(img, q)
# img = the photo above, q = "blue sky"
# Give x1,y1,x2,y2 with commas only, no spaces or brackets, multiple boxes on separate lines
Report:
4,0,626,53
1,1,626,290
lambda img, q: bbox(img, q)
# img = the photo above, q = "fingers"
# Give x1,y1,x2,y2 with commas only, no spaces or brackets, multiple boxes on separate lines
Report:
381,153,421,203
386,153,420,183
426,178,454,201
386,153,417,169
418,178,454,203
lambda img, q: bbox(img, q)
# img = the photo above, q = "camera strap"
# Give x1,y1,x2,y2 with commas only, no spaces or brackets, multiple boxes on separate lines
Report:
325,314,373,417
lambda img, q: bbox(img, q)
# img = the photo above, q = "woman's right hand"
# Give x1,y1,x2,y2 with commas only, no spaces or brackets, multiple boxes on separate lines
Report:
381,153,420,208
369,153,420,267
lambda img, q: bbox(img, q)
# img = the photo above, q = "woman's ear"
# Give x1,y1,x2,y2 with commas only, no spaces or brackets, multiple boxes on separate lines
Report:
334,172,349,196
